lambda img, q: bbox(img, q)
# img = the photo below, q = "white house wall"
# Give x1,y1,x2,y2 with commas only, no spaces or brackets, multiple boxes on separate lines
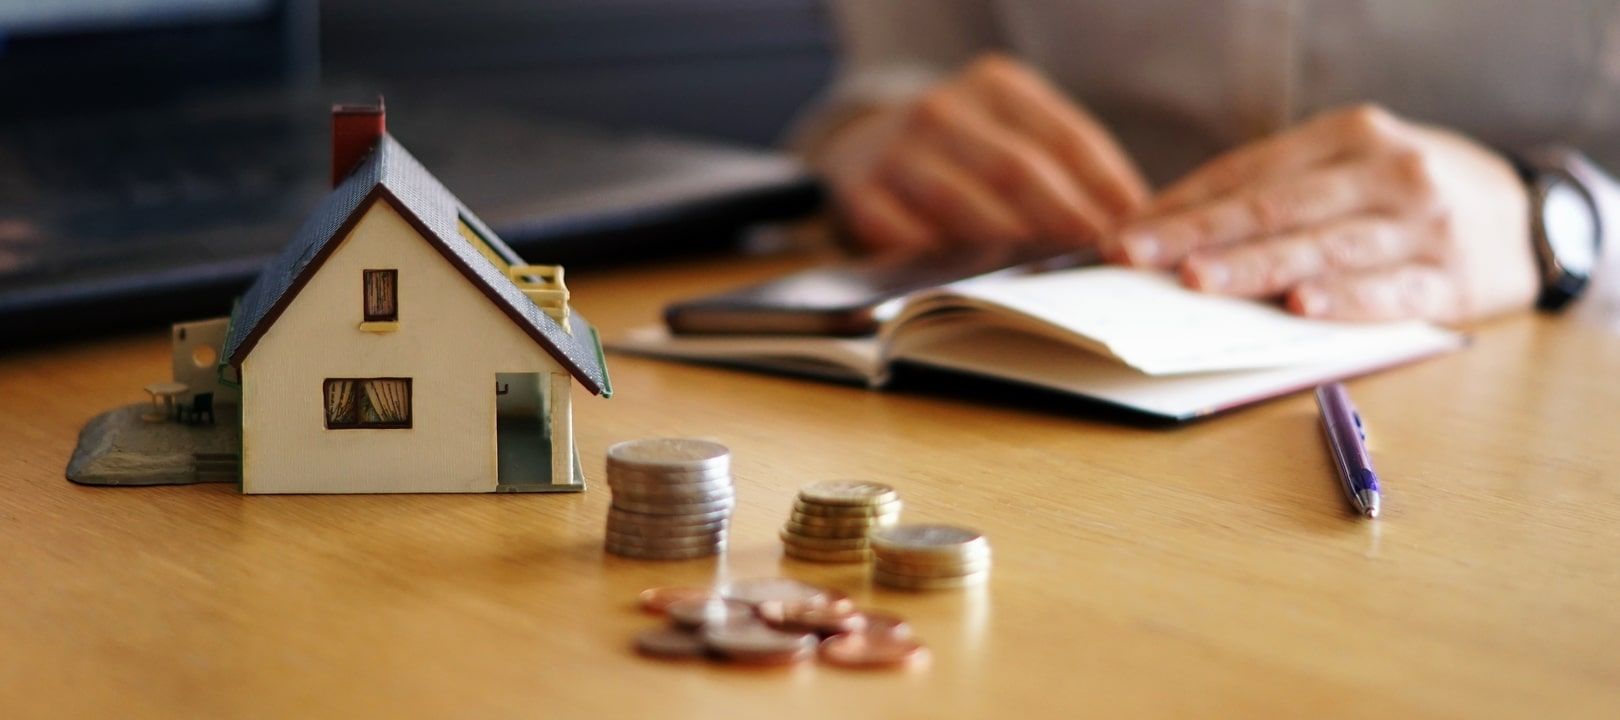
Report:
240,199,564,493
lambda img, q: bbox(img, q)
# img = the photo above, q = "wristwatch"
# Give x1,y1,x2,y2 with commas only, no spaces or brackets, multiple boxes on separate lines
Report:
1514,147,1609,311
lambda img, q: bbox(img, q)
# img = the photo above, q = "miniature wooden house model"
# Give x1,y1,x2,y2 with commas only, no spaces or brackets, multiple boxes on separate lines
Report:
219,103,611,494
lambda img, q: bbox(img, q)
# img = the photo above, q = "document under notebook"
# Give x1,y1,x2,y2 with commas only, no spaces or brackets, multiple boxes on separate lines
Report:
614,267,1463,420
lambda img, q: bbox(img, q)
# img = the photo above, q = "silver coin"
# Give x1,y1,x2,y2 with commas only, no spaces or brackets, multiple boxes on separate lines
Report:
873,567,990,591
788,511,899,529
608,507,733,526
612,497,736,516
870,524,988,561
606,518,729,538
610,486,736,505
606,530,727,549
874,557,993,578
606,438,730,472
607,465,733,486
606,540,727,560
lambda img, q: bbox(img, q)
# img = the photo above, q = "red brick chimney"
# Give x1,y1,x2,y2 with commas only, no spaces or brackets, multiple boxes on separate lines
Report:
331,99,386,187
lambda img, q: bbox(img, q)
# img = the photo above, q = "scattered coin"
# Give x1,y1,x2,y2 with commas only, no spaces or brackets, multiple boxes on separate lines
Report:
818,632,928,669
721,577,829,608
852,611,912,639
630,582,925,672
633,627,708,659
703,623,817,666
666,598,755,630
637,586,717,615
604,439,734,560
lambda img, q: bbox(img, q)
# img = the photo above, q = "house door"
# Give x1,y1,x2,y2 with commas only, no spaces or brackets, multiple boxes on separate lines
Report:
494,372,550,489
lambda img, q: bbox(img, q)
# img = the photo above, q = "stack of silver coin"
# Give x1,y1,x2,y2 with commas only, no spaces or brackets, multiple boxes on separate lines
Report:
870,524,990,590
604,438,734,560
779,481,901,563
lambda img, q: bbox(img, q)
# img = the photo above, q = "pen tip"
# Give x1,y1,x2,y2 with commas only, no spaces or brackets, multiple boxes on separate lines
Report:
1364,507,1379,519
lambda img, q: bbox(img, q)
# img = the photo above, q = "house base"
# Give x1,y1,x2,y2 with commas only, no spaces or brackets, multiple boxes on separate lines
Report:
66,403,241,486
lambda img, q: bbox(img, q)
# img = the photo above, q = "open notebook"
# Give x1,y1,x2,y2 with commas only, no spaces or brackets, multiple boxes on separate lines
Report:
613,267,1464,420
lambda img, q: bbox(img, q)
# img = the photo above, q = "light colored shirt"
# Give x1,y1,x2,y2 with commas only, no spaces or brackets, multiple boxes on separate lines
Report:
819,0,1620,184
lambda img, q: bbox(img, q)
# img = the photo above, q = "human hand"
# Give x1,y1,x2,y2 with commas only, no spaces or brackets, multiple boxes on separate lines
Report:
813,54,1148,252
1111,105,1539,323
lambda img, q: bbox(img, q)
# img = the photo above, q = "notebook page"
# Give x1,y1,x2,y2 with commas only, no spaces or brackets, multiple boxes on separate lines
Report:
941,267,1461,375
891,321,1463,419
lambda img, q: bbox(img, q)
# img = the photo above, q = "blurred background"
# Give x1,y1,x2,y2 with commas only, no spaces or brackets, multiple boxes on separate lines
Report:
0,0,835,341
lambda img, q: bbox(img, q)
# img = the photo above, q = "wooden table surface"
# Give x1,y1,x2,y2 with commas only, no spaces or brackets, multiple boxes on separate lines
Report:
3,253,1618,719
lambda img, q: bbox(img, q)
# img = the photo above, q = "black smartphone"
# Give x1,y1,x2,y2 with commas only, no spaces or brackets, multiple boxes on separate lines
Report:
664,242,1094,336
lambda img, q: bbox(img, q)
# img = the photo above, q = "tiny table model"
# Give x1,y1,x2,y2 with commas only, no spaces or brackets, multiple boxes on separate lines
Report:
142,382,189,422
67,101,612,494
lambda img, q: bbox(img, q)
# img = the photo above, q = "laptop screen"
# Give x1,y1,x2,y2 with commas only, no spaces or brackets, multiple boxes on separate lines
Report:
0,0,273,35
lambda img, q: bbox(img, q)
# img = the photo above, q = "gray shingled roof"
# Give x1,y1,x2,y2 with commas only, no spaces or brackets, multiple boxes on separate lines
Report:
221,135,611,397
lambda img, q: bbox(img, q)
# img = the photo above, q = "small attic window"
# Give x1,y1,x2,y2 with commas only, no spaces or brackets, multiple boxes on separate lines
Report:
363,269,398,321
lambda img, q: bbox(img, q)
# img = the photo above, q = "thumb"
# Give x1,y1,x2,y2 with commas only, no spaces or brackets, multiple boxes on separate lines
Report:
1287,265,1463,323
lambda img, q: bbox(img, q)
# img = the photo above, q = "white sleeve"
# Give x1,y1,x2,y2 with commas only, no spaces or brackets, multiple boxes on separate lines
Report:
787,0,1003,149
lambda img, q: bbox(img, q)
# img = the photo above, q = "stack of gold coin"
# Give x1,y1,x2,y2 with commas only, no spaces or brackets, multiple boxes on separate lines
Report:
870,524,990,590
603,438,733,560
779,481,901,563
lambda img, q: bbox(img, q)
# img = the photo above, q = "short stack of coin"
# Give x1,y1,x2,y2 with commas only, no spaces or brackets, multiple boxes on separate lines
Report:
780,481,902,563
870,524,991,590
604,438,734,560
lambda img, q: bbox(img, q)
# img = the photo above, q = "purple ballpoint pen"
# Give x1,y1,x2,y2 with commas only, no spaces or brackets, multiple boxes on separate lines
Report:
1314,383,1381,519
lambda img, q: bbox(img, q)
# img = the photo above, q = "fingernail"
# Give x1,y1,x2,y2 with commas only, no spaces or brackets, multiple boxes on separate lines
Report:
1291,289,1331,317
1120,231,1160,265
1185,259,1227,291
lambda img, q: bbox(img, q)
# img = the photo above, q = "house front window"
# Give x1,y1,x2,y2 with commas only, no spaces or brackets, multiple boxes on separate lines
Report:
363,269,398,322
324,378,412,429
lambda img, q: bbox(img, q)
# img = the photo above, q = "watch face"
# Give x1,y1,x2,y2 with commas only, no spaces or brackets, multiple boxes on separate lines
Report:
1542,180,1598,277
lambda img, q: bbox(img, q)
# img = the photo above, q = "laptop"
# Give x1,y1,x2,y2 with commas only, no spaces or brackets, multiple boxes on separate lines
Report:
0,0,821,343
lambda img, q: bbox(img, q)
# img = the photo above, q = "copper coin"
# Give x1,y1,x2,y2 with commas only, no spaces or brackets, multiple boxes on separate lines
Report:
852,611,912,639
665,597,754,630
721,577,828,608
703,624,816,665
774,603,867,637
633,627,707,659
637,586,718,615
818,632,928,669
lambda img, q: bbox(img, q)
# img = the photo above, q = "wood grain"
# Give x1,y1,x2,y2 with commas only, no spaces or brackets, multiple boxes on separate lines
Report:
2,253,1618,719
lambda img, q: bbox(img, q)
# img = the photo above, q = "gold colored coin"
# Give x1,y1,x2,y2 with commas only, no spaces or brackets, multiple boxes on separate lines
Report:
781,520,874,539
798,480,899,507
789,511,899,529
782,544,873,564
792,498,902,518
779,528,871,550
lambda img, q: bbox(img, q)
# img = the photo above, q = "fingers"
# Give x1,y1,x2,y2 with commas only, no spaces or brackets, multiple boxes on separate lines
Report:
1181,215,1442,298
913,90,1111,241
1117,150,1439,268
1288,265,1463,323
1152,104,1407,215
961,56,1150,219
836,183,939,252
880,141,1033,243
